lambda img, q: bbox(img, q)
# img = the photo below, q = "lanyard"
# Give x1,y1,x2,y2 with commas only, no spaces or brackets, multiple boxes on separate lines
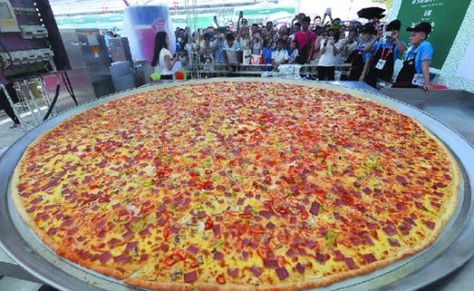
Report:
380,44,393,60
405,48,416,62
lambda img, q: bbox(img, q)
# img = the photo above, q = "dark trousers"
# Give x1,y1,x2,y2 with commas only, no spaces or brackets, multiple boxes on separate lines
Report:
0,84,20,124
318,66,335,81
160,74,173,80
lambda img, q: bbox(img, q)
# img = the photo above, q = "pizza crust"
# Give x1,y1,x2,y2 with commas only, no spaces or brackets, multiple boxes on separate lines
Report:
124,277,193,291
9,79,462,291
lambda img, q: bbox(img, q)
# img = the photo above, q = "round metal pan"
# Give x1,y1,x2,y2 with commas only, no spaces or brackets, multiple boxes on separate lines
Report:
1,78,473,291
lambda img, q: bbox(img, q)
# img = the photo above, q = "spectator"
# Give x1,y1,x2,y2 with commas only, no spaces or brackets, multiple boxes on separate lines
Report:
223,33,241,69
212,33,226,64
200,32,214,64
237,26,251,51
227,21,235,32
289,23,301,41
393,22,433,91
151,31,175,80
366,20,407,87
266,21,274,34
251,32,263,55
250,23,259,38
288,40,299,64
317,30,338,80
278,25,289,39
313,16,322,28
185,32,201,70
261,38,273,69
348,24,375,81
336,29,358,64
177,50,190,71
294,16,316,64
272,39,289,66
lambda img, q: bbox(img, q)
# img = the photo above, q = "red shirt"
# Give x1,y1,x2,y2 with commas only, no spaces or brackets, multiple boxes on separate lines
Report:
295,30,316,52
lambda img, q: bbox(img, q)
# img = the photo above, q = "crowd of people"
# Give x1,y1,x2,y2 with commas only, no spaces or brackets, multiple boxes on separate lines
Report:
152,9,434,91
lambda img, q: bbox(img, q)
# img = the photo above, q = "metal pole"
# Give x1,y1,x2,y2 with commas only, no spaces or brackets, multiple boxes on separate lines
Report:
23,80,43,125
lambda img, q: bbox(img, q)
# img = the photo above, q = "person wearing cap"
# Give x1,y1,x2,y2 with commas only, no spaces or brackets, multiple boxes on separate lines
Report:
366,20,407,87
347,24,375,81
393,22,433,91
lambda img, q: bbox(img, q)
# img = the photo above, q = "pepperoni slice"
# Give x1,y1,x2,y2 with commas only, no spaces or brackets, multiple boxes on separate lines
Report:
362,253,377,263
345,257,357,269
99,251,112,264
388,238,401,247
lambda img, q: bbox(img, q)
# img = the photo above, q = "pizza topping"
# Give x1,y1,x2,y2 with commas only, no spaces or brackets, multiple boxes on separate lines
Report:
212,224,221,236
383,225,396,236
266,222,276,230
431,201,441,208
396,203,407,211
122,230,133,240
195,211,206,218
99,251,112,264
113,254,130,263
30,197,43,205
362,253,377,263
345,258,357,269
315,253,330,263
286,248,298,258
164,250,186,267
213,251,224,261
396,175,408,185
259,210,272,219
415,202,427,211
187,244,199,254
161,243,169,252
107,238,122,248
138,228,150,237
184,271,198,283
387,238,401,247
423,220,436,230
398,223,413,235
250,265,263,277
276,267,289,281
46,227,57,235
264,259,279,269
334,250,345,261
295,263,305,274
26,206,37,213
126,241,138,251
216,274,226,284
227,268,239,278
309,202,320,216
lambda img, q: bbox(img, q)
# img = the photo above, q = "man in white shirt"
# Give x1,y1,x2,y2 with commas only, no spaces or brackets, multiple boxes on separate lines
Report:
224,33,241,68
272,39,289,67
317,30,339,80
336,29,358,64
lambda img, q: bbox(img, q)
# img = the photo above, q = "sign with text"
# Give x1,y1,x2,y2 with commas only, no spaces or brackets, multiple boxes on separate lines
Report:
397,0,470,69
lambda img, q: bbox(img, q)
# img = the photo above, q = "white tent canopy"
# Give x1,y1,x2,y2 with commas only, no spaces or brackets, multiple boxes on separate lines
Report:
266,11,293,24
279,0,386,21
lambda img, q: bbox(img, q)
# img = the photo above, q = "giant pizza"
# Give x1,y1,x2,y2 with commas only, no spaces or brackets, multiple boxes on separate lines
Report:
12,81,459,290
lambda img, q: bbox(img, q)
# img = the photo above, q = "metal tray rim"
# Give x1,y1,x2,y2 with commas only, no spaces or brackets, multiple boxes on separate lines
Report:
1,78,474,291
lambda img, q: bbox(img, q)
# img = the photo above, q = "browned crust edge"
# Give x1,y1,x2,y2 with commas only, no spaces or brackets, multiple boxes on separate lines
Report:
10,79,461,291
124,277,193,291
